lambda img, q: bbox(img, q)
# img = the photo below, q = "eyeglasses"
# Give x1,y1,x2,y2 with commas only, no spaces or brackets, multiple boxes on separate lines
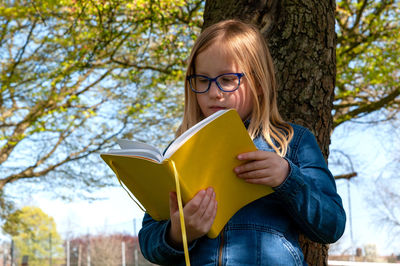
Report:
186,73,244,93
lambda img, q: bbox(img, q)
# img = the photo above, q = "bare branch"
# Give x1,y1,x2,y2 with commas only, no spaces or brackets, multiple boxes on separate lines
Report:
110,58,175,74
6,21,37,89
350,0,369,32
334,172,357,180
0,112,130,190
0,19,10,46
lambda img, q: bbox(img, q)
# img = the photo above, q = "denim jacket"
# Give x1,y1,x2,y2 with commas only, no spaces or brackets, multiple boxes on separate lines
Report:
138,123,346,266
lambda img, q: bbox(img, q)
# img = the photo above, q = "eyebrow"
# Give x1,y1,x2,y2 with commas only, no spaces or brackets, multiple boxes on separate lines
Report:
196,70,238,76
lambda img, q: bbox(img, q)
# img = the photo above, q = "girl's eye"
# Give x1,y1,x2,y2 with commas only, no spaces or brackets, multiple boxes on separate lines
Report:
222,77,234,82
197,78,209,83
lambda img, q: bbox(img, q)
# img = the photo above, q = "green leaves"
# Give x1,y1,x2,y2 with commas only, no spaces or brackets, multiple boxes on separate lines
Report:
2,206,64,265
0,0,203,198
334,0,400,127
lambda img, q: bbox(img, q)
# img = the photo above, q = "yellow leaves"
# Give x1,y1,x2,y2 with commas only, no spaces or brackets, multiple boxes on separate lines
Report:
0,1,63,19
83,108,97,118
127,103,142,115
2,206,64,263
0,0,202,189
0,6,34,19
133,0,150,9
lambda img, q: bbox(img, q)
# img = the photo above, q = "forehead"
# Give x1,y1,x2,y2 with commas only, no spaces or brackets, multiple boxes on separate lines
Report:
194,42,241,72
196,40,233,59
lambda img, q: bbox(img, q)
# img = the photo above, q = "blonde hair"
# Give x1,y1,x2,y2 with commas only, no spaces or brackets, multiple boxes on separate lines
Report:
176,19,293,157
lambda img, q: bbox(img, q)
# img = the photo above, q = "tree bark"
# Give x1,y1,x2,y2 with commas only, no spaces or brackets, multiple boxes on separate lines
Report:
203,0,336,265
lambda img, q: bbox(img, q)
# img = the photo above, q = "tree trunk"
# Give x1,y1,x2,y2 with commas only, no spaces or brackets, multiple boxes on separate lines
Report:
203,0,336,265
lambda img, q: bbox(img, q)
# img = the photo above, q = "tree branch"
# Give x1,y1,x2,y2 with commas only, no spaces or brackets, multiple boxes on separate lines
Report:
350,0,369,32
0,111,131,190
334,86,400,128
334,172,357,180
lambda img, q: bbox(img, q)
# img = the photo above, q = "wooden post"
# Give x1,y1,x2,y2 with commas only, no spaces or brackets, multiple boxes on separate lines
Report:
122,242,126,266
66,241,70,266
134,219,138,266
78,244,82,266
10,240,13,266
87,239,91,266
49,233,52,266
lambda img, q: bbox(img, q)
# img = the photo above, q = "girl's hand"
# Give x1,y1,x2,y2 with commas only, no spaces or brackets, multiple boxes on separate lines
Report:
234,150,290,188
167,187,217,248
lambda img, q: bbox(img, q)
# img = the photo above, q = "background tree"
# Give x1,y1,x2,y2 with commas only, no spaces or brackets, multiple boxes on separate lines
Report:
335,0,400,127
332,0,400,255
2,206,64,266
0,0,202,208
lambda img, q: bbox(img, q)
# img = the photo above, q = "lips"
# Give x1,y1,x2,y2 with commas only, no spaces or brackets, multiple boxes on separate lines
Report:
209,106,226,111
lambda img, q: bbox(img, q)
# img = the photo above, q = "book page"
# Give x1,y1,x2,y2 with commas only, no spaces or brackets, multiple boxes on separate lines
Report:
105,148,163,162
117,139,161,154
102,139,164,162
164,109,230,159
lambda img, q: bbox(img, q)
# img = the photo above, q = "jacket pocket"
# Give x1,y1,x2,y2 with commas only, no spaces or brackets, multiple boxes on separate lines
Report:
225,225,304,266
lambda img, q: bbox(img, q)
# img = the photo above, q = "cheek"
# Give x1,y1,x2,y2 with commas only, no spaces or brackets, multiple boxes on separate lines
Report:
236,90,254,119
196,94,203,106
196,94,207,111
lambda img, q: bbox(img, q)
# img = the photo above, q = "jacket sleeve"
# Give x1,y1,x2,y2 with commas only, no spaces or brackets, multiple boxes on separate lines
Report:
273,127,346,244
138,213,197,265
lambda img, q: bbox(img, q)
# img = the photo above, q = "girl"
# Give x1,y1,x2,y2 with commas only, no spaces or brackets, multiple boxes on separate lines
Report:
139,19,346,266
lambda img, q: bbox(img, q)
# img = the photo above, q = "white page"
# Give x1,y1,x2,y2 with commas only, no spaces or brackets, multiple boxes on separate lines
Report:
163,109,230,159
117,139,161,155
105,148,163,162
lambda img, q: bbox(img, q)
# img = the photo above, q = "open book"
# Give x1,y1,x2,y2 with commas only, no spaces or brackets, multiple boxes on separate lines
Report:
100,109,274,238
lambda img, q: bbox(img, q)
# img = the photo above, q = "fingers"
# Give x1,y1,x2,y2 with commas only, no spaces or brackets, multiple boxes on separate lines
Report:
237,150,270,161
169,192,179,215
234,150,289,188
184,189,206,216
202,194,218,229
234,160,270,176
184,188,217,239
169,188,217,222
235,150,272,177
168,188,217,245
199,188,217,222
185,187,215,220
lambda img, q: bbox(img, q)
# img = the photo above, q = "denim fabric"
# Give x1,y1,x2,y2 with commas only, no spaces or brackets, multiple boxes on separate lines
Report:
138,123,346,266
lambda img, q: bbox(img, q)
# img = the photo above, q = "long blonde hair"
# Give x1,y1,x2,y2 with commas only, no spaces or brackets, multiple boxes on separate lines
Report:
176,19,293,157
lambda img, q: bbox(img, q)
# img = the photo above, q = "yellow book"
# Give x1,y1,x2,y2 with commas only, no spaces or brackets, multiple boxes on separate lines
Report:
100,109,274,239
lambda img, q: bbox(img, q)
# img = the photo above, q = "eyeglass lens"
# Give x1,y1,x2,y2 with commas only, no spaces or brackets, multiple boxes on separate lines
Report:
190,74,240,92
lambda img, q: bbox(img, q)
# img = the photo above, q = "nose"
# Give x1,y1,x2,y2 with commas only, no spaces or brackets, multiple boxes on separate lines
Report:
208,81,223,98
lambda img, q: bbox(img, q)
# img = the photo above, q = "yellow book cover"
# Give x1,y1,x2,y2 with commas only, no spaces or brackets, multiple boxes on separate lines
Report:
100,109,274,238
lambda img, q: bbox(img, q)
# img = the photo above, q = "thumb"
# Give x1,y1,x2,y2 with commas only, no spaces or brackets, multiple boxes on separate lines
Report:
169,191,179,216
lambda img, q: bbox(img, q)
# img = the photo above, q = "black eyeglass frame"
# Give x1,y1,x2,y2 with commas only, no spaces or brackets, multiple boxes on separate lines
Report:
186,72,245,93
